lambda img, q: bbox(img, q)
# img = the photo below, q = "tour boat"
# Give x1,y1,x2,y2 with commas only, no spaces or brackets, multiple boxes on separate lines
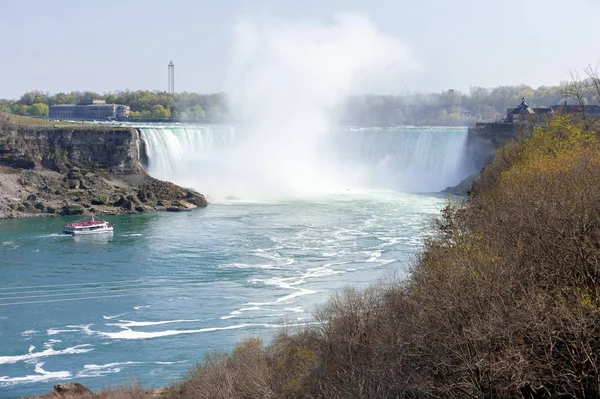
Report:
63,215,113,235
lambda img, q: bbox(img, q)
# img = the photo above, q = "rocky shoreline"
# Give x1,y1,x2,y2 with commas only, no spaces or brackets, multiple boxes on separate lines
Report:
0,165,207,219
0,115,207,219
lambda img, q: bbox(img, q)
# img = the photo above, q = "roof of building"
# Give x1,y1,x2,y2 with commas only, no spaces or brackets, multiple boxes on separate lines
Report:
511,97,534,114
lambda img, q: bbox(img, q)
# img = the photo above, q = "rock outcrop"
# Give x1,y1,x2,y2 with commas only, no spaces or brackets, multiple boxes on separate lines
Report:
0,115,207,218
464,122,517,172
28,381,167,398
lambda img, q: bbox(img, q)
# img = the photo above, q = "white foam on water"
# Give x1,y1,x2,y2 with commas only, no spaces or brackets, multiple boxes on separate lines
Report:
365,251,382,263
92,323,256,340
155,361,189,365
66,324,94,335
103,313,126,320
304,266,343,278
21,330,38,337
77,361,145,377
1,241,19,249
39,233,68,238
47,328,79,335
322,250,347,257
245,288,316,306
106,319,200,328
134,305,152,310
244,265,347,307
220,306,261,320
48,324,93,336
285,307,305,313
82,361,143,371
218,262,283,270
0,362,72,386
0,344,93,365
46,324,92,335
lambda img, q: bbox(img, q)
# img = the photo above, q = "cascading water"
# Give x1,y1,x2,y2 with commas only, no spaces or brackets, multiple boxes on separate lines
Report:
139,125,471,199
335,126,471,192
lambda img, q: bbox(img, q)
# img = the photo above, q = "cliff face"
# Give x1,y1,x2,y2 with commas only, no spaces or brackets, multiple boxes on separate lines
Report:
0,117,206,219
0,124,139,174
465,122,517,172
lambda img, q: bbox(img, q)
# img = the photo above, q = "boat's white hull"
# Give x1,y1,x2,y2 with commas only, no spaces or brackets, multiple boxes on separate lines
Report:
63,227,114,236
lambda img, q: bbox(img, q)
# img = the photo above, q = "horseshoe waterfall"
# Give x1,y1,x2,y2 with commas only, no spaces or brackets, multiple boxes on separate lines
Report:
138,125,472,200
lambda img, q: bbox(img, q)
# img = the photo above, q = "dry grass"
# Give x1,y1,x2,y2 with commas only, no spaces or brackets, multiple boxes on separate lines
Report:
0,113,124,131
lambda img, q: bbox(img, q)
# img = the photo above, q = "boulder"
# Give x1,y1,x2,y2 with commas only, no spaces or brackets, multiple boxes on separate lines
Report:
166,201,196,212
113,195,126,207
91,196,107,206
53,382,93,396
185,191,208,207
61,204,84,216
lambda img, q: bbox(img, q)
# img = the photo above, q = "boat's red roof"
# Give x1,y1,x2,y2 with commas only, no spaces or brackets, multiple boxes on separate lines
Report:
65,220,106,227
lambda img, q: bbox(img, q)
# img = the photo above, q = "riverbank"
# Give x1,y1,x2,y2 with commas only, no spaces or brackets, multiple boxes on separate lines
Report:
0,114,207,219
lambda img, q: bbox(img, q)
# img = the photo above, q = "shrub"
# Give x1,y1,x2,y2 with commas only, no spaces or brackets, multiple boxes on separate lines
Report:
91,196,107,205
172,338,273,399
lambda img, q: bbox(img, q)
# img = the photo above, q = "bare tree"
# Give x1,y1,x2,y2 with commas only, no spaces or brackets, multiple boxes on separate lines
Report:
583,63,600,105
564,69,588,124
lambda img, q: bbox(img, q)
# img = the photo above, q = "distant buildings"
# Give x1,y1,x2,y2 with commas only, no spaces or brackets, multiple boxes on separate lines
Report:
507,97,600,124
49,99,130,121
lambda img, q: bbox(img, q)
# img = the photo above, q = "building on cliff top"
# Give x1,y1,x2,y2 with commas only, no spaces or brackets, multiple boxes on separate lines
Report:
506,97,600,124
49,99,130,121
506,97,553,123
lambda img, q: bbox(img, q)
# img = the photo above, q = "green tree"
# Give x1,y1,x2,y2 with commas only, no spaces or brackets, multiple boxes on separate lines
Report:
129,111,141,120
16,104,29,115
188,105,205,119
28,103,49,117
151,104,170,119
0,100,12,114
105,94,118,104
19,90,47,106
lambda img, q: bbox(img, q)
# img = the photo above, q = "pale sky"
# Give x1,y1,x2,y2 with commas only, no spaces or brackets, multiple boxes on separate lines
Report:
1,0,599,99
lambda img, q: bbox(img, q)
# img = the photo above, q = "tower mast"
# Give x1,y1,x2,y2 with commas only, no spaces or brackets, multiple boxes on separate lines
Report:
168,61,175,95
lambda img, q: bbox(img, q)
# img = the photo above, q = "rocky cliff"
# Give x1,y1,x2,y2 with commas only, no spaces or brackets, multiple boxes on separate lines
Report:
0,115,207,218
0,125,139,173
465,122,517,172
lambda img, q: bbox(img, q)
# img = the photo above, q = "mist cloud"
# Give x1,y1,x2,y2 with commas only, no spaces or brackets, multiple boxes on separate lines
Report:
215,13,418,198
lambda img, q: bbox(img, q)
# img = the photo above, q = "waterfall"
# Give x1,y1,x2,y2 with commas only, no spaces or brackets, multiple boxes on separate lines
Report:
335,126,471,193
139,125,471,199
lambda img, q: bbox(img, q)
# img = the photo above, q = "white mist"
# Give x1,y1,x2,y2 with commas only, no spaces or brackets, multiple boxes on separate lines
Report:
204,13,415,199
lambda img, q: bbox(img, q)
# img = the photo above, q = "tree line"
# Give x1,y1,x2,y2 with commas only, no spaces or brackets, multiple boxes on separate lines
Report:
1,79,597,124
0,90,229,121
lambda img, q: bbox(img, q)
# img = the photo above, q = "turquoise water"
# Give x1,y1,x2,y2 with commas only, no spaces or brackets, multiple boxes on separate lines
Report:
0,191,447,397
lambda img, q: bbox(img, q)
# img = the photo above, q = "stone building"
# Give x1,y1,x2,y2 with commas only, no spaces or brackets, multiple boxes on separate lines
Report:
49,99,130,121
